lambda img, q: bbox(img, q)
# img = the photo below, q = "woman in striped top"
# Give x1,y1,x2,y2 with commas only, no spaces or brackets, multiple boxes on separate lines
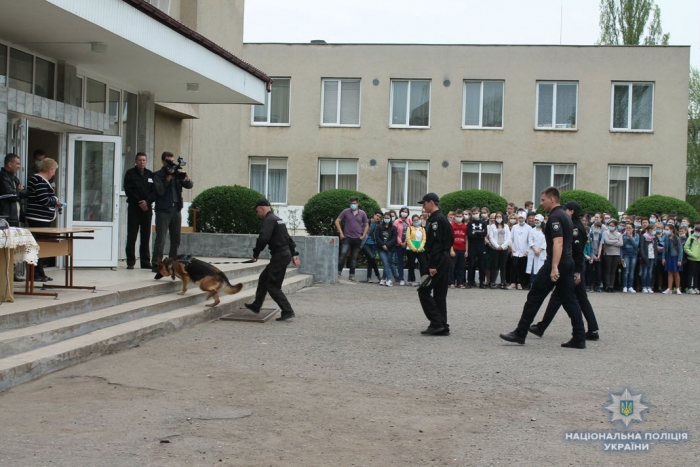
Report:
26,157,61,282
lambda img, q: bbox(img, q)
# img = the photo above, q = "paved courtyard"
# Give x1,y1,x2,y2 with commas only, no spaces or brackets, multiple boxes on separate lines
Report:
0,281,697,466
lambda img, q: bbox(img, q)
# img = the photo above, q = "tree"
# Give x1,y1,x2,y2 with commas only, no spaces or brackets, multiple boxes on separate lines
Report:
597,0,669,46
687,67,700,210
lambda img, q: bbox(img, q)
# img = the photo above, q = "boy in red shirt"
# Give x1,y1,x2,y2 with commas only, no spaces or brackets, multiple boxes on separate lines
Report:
450,209,469,288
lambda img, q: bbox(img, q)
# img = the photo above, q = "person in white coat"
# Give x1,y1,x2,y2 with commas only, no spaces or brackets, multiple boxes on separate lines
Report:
488,212,511,289
509,211,532,290
527,213,547,281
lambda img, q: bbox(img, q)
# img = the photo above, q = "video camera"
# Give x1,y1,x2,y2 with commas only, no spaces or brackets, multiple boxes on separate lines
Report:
165,156,187,180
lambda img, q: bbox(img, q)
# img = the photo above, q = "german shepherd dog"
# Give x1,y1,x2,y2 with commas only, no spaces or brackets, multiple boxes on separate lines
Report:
156,255,243,307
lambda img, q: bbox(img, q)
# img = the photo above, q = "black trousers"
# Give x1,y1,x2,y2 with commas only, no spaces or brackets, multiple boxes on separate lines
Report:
490,249,509,284
252,250,293,314
362,243,381,280
514,258,586,341
27,218,51,278
537,270,599,333
468,242,486,285
418,257,450,330
511,256,528,285
125,204,153,267
405,249,427,282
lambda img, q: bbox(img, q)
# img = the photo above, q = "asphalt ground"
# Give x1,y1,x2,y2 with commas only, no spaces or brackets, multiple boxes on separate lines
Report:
0,279,697,466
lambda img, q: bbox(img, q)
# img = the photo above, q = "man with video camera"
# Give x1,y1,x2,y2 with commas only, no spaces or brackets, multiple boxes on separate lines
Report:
151,151,193,274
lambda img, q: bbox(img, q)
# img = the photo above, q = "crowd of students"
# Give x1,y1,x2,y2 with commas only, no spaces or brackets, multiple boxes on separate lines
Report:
359,201,700,294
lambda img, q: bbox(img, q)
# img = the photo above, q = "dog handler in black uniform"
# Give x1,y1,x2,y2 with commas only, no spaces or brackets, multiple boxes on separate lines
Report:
417,192,453,336
499,187,586,348
245,198,301,321
529,201,600,340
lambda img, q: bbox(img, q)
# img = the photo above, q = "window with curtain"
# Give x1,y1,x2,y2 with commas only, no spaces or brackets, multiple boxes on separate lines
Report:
611,82,654,131
249,157,288,203
390,80,431,128
463,81,504,128
319,159,358,191
461,162,502,194
608,165,650,211
252,78,291,125
533,164,575,200
536,81,577,129
389,160,429,206
321,79,360,126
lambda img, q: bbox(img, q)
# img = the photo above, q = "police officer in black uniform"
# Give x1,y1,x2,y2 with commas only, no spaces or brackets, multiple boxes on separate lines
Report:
499,187,586,348
417,193,454,336
245,198,301,321
529,201,600,340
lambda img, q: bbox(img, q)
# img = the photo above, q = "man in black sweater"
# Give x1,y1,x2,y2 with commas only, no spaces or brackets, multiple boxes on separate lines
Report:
0,153,28,281
123,152,155,269
466,212,489,288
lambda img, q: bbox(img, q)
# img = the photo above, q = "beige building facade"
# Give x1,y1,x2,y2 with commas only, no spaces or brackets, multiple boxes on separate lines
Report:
164,1,689,224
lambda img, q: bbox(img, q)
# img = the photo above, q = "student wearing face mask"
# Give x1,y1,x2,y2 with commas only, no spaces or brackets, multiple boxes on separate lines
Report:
488,212,510,289
335,196,369,281
683,225,700,294
662,224,684,294
526,214,547,283
362,211,383,283
621,223,639,293
653,222,667,292
601,219,623,292
393,206,411,285
405,214,427,286
480,207,492,286
450,209,468,288
639,225,658,293
508,211,531,290
374,212,398,286
466,207,489,289
588,221,604,292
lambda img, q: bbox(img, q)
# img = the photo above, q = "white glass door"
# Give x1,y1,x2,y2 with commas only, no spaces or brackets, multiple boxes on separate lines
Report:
66,134,122,267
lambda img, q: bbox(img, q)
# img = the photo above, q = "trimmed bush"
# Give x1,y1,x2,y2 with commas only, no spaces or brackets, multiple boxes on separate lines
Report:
625,195,700,221
302,189,382,237
439,190,508,215
536,190,619,218
188,185,264,234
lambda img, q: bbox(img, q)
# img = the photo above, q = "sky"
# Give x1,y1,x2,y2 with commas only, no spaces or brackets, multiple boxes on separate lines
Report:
244,0,700,70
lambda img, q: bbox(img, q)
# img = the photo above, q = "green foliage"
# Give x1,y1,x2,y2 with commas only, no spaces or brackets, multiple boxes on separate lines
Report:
302,189,381,237
625,195,700,220
597,0,669,46
535,190,619,217
439,190,508,215
688,67,700,198
188,185,264,234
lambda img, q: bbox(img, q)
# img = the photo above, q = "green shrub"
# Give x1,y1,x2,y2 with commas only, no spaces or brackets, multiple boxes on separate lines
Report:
686,195,700,217
188,185,264,234
536,190,619,218
302,189,382,236
625,195,700,221
439,190,508,215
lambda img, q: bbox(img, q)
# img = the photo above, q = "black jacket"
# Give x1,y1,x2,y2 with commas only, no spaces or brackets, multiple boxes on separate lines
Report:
153,166,194,213
571,217,586,274
424,209,454,269
0,168,27,226
254,211,298,258
123,166,155,208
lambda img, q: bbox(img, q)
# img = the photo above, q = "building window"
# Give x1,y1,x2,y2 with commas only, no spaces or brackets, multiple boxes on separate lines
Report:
461,162,502,194
34,57,55,99
121,91,138,181
389,160,429,206
8,48,33,94
536,81,578,129
533,164,575,200
611,82,654,131
250,157,288,204
390,80,431,128
108,88,121,131
463,81,504,129
0,44,7,87
608,165,651,211
252,78,290,125
86,78,106,113
319,159,358,191
321,79,360,126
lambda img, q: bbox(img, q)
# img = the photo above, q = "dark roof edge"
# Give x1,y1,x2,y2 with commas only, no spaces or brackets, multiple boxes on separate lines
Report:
121,0,272,91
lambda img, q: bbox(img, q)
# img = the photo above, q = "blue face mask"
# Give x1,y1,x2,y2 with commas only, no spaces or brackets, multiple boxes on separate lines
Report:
650,219,656,224
682,223,688,228
609,226,616,232
634,222,641,228
350,203,358,210
383,218,391,224
592,229,601,234
391,216,396,222
534,222,541,228
662,220,667,225
656,229,663,234
413,221,421,227
617,225,625,231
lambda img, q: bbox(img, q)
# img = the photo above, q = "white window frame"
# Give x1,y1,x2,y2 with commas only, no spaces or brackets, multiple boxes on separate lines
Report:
249,157,288,205
532,163,576,201
387,160,430,208
460,162,503,194
320,78,361,127
610,82,655,133
462,80,505,130
318,159,359,192
535,81,578,130
1,40,57,100
251,77,291,127
608,165,652,211
389,79,431,129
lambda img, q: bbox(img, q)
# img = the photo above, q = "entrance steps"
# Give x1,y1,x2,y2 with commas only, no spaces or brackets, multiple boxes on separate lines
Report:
0,259,313,392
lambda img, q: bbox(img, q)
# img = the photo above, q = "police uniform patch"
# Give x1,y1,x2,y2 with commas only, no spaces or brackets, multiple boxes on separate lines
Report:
432,223,438,230
573,228,579,237
551,222,561,231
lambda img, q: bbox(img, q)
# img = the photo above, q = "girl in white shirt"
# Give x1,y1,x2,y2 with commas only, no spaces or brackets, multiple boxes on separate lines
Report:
527,214,547,282
488,212,511,289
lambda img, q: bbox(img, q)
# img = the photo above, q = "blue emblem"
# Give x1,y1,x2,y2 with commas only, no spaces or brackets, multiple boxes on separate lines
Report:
620,400,634,417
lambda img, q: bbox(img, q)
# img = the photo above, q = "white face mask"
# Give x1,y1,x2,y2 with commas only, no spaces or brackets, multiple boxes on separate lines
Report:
454,217,463,223
496,217,503,223
509,219,517,224
519,220,525,226
481,213,488,219
400,212,408,218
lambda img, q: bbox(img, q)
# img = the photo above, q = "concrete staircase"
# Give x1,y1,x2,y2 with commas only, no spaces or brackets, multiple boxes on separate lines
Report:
0,261,313,392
